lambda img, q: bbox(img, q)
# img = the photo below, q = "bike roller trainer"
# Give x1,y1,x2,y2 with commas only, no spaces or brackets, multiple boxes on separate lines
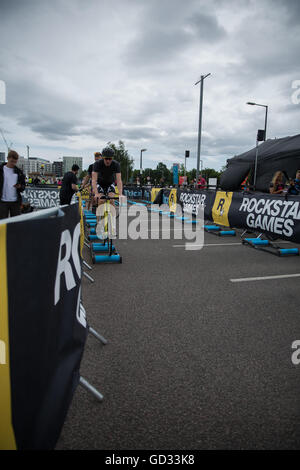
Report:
92,194,122,264
91,236,121,263
242,236,299,256
92,236,121,263
204,224,236,237
91,242,116,253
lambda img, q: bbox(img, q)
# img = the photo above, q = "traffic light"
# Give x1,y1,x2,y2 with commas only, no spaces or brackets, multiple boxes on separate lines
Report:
257,129,265,141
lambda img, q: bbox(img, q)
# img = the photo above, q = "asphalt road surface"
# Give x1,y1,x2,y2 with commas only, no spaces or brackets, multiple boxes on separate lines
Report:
56,208,300,450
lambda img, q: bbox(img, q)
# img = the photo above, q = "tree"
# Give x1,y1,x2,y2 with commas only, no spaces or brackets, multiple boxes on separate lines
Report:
202,168,221,180
178,164,185,176
79,170,87,180
105,140,134,183
149,162,171,186
188,168,196,182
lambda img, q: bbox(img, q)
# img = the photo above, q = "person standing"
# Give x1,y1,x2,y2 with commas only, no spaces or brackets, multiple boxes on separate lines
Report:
0,150,26,219
288,169,300,195
269,171,285,195
82,151,102,210
197,174,207,190
59,164,79,205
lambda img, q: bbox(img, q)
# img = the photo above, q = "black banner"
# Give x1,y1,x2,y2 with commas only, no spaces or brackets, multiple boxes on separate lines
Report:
21,185,151,210
22,186,60,208
152,188,300,244
228,192,300,243
0,204,87,449
155,188,216,219
123,186,152,200
176,189,216,219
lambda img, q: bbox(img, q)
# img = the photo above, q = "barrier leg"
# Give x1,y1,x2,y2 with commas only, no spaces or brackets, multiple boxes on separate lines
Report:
79,376,103,402
83,260,92,270
83,271,95,283
89,326,108,345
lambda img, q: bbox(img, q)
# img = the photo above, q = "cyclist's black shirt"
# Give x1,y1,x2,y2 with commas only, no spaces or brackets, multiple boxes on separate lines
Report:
88,163,94,176
93,159,121,187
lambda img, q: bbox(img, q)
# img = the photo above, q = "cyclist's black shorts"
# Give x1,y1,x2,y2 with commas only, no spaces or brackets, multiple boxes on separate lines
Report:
97,183,116,194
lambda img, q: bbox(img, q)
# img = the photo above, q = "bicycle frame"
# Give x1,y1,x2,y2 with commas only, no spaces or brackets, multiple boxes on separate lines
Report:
97,195,119,256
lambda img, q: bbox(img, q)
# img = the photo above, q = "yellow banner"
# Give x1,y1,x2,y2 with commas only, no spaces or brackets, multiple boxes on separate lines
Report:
77,193,84,258
151,188,161,203
0,224,17,450
168,189,177,212
212,191,233,227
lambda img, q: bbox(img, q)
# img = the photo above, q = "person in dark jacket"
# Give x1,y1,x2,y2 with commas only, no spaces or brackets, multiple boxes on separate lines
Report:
288,169,300,195
59,164,79,205
0,150,26,219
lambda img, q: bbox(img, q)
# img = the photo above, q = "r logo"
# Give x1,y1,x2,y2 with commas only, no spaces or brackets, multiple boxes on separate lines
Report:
169,189,177,213
151,188,161,203
216,198,225,215
212,191,233,226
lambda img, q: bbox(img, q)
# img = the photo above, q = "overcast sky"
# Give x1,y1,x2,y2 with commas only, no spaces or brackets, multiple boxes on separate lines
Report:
0,0,300,171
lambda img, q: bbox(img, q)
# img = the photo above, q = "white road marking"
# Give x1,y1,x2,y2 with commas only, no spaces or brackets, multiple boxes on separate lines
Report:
172,240,293,248
230,273,300,283
173,242,241,247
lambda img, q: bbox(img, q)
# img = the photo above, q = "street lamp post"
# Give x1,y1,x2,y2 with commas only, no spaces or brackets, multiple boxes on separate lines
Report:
26,145,30,177
195,73,211,186
247,102,269,190
246,102,268,140
140,148,147,173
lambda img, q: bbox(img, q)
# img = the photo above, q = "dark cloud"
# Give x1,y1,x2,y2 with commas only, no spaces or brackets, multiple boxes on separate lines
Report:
24,120,82,140
0,0,30,16
1,75,85,141
84,125,164,141
124,2,226,68
273,0,300,26
187,13,227,42
160,129,256,164
124,28,191,67
0,0,299,170
223,1,300,84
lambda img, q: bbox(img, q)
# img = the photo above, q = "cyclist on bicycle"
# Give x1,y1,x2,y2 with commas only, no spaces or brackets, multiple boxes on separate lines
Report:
92,147,123,204
92,147,124,238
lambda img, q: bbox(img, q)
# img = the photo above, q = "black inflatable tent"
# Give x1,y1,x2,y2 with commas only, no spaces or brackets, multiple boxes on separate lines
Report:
220,133,300,193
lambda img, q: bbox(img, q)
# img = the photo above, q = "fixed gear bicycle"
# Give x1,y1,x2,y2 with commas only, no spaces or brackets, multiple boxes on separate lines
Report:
95,193,119,256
